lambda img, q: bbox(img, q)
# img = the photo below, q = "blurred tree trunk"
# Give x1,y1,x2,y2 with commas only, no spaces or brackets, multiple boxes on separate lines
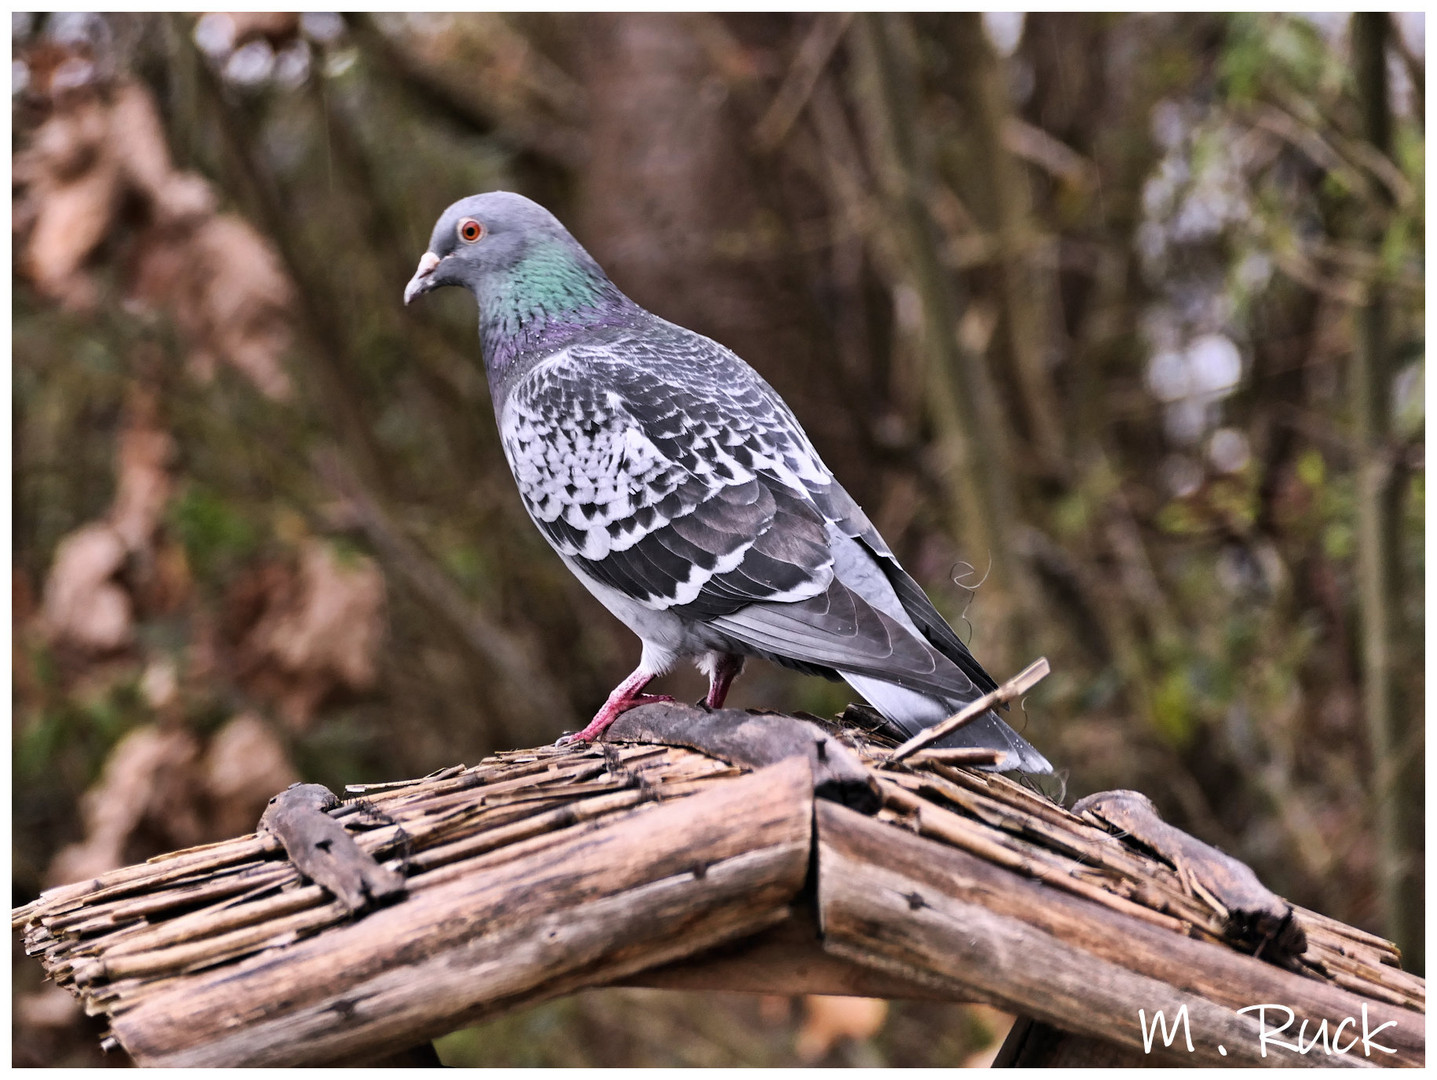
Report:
1350,12,1421,970
946,14,1064,478
1017,12,1109,450
568,13,873,504
847,13,1026,652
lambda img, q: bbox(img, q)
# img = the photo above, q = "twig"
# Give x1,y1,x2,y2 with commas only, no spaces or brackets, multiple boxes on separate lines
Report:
888,657,1050,762
1352,10,1421,970
1388,13,1424,124
848,13,1026,637
1000,116,1096,191
947,13,1066,475
14,713,1423,1065
341,14,580,169
906,747,1003,767
753,14,853,151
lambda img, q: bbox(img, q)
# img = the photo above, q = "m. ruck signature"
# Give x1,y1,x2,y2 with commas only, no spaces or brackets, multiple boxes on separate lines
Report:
1138,1003,1399,1059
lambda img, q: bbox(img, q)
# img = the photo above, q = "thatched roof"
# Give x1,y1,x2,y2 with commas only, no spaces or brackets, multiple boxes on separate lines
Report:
13,704,1425,1067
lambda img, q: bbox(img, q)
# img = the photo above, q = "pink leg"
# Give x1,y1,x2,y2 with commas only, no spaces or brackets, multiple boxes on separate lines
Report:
704,653,745,709
560,667,674,744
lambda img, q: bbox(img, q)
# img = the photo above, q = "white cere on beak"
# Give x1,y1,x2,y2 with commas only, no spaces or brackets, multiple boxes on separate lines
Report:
404,251,443,305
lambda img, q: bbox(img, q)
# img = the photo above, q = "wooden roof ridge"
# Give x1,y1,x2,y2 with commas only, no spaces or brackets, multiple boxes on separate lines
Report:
13,703,1425,1067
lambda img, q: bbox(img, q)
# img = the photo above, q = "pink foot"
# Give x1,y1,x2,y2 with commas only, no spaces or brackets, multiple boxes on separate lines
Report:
558,668,674,744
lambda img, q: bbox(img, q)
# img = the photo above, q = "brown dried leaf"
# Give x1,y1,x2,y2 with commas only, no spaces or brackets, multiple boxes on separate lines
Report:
192,215,294,398
16,40,98,102
223,560,294,646
238,541,386,727
108,384,175,553
17,105,121,308
108,84,290,397
203,713,300,838
46,725,205,886
37,381,181,651
141,535,195,617
39,522,132,654
19,91,106,178
795,995,887,1062
109,82,216,224
131,213,294,399
17,75,292,396
42,714,299,890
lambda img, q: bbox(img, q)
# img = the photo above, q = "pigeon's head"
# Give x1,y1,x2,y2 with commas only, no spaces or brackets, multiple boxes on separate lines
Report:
404,191,587,306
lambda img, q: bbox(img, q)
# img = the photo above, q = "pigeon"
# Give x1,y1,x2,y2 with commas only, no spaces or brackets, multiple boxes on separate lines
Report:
405,191,1051,772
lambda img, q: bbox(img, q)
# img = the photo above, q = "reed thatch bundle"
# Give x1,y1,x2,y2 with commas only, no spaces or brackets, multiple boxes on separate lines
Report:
14,703,1424,1067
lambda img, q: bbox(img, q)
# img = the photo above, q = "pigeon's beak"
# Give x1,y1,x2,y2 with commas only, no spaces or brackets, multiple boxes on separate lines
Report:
404,251,443,306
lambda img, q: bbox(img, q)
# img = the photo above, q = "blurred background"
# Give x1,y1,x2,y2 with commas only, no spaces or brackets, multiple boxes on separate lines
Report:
11,12,1424,1067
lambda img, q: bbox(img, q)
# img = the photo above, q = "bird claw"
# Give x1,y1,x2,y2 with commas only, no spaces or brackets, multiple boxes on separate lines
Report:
559,692,677,747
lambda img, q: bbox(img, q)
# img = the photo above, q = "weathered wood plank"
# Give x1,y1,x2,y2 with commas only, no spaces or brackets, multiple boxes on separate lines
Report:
1074,788,1305,960
258,783,405,914
815,801,1422,1068
108,759,815,1067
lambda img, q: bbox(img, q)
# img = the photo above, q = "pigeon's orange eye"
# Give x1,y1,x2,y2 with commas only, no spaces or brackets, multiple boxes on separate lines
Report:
457,218,484,243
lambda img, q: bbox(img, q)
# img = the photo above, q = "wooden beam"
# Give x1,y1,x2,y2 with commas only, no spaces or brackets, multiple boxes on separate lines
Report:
108,759,814,1067
815,801,1423,1068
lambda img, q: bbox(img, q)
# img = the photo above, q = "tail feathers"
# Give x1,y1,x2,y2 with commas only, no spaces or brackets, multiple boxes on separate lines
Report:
840,672,1052,774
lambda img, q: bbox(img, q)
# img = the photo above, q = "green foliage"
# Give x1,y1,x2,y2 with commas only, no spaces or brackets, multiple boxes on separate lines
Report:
1219,14,1332,104
168,483,261,581
1295,448,1325,489
1319,477,1357,562
14,651,150,824
1050,491,1093,543
436,536,491,595
1150,664,1195,746
289,708,394,791
1154,499,1203,536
